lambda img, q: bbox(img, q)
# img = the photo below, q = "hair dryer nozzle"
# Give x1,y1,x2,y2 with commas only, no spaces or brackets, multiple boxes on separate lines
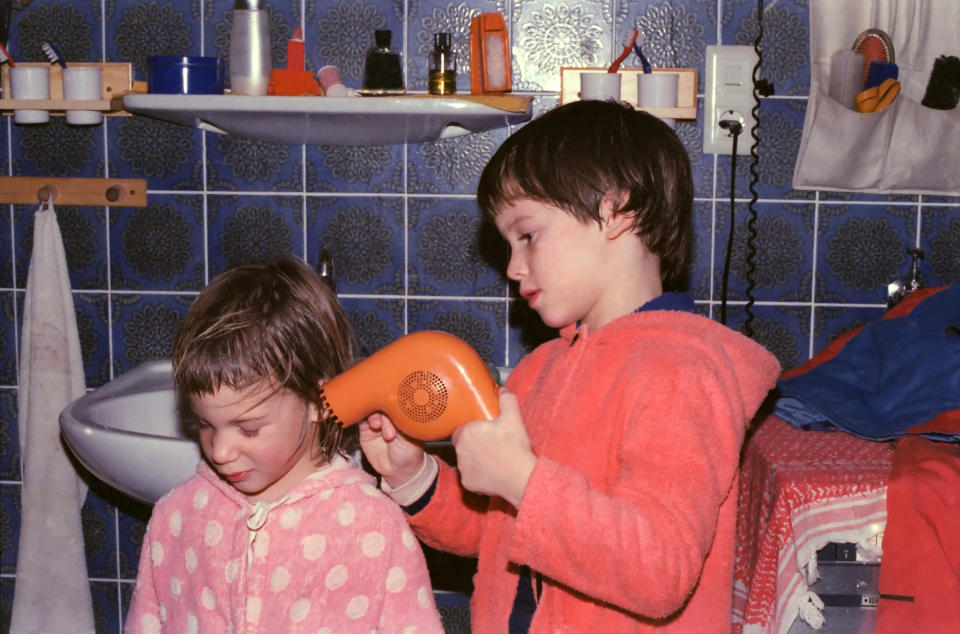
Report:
318,330,500,441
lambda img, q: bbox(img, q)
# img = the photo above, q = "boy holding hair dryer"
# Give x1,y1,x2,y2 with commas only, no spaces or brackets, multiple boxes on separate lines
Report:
362,100,781,632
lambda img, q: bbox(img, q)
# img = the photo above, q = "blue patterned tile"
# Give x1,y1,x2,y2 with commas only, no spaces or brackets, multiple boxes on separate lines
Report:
0,483,20,573
724,0,809,97
715,98,811,201
688,199,714,300
0,575,13,634
108,117,204,191
713,201,813,303
816,203,916,304
74,293,112,387
109,196,205,292
304,143,405,194
407,0,498,93
408,299,507,366
512,0,611,92
120,580,135,631
306,196,404,295
82,490,118,578
11,119,103,178
339,297,406,357
722,303,807,372
8,205,31,290
920,207,960,287
812,305,885,361
110,294,190,374
117,504,149,580
207,194,301,277
408,127,507,195
408,197,506,298
105,0,202,79
0,390,18,480
10,1,101,64
620,0,710,92
207,135,302,193
0,294,16,387
90,580,122,634
682,101,713,198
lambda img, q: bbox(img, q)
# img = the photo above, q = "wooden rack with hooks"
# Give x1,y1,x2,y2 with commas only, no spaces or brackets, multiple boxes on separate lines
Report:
0,177,148,207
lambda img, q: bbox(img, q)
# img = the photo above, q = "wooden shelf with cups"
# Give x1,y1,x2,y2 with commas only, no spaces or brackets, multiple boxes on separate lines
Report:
559,67,697,122
0,62,134,115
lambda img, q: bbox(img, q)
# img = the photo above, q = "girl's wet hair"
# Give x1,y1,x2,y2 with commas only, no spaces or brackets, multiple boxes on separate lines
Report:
477,100,693,291
171,255,359,463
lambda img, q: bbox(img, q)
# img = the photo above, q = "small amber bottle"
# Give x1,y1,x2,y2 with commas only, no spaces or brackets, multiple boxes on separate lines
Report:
428,32,456,95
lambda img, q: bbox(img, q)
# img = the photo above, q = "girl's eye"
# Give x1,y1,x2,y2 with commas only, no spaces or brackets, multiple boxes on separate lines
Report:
240,427,261,438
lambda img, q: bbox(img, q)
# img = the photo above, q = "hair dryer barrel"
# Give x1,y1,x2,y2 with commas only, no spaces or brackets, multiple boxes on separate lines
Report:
318,330,500,441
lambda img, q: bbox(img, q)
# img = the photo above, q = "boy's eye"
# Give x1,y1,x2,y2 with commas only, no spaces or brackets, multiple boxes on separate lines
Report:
519,232,533,242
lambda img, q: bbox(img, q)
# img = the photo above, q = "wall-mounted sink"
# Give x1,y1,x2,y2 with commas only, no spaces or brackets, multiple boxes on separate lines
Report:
60,359,199,505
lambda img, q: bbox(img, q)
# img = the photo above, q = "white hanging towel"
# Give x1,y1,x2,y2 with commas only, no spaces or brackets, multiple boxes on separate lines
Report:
11,199,95,634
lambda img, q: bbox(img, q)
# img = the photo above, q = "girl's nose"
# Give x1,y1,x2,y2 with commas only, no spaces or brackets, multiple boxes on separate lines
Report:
207,431,237,465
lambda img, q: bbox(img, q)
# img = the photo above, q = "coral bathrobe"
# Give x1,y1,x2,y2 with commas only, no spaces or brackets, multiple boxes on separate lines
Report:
126,456,443,633
409,311,780,633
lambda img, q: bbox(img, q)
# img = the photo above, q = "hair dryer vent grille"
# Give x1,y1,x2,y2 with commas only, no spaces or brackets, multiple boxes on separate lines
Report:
397,370,448,423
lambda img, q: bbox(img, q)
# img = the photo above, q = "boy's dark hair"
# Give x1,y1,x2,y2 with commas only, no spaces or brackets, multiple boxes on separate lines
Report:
171,255,359,463
477,100,693,290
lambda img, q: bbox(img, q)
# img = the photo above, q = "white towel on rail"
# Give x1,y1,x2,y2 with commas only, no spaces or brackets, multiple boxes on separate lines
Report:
11,199,95,634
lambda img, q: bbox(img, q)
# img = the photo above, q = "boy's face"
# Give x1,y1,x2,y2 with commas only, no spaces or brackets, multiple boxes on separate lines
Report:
189,381,317,503
495,197,622,331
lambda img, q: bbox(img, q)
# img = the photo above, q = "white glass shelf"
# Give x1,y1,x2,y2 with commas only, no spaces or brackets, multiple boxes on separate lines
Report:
122,93,532,146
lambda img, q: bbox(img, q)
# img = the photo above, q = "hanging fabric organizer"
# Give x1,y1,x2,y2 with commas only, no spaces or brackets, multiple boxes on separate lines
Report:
793,0,960,195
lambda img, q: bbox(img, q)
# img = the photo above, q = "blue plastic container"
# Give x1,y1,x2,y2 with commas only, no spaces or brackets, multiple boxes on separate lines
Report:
147,56,224,94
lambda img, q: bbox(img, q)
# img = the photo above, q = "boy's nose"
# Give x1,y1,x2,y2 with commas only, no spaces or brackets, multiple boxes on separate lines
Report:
506,252,526,281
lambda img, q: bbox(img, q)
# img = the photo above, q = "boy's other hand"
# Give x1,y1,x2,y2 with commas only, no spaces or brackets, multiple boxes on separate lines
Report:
359,413,426,488
451,388,537,508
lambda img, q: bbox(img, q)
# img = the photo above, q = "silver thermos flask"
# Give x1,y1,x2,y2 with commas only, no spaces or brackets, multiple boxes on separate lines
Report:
229,0,272,95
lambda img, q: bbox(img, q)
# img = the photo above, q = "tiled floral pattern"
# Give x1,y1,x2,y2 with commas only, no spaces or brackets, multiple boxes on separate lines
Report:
1,1,958,631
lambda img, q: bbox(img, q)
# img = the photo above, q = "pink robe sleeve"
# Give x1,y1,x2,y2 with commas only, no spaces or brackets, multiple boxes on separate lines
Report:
125,523,163,633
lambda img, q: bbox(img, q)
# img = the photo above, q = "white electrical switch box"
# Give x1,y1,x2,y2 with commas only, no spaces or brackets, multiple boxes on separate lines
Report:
704,45,758,155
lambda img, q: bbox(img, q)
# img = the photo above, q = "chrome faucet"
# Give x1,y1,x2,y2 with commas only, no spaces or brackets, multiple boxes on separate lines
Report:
886,248,925,309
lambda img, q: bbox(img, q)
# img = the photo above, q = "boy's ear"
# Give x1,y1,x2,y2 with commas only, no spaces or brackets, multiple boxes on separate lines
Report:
600,191,636,239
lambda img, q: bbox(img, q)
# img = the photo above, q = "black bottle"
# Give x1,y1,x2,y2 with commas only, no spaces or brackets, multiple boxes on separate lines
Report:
362,29,405,94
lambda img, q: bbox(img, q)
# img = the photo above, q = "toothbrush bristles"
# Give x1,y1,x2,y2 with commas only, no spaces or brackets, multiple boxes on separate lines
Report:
42,41,67,68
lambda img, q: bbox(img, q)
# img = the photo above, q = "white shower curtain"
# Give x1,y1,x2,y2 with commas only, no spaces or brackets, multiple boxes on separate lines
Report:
11,199,95,634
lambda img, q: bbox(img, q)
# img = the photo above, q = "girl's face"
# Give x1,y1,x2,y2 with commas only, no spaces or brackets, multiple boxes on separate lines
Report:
495,197,615,331
189,381,318,503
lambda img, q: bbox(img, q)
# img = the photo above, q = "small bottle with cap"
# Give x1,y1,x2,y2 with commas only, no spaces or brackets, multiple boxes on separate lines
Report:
361,29,404,94
428,32,456,95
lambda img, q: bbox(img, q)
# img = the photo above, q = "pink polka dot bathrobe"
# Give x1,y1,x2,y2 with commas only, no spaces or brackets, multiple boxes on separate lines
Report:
126,455,443,633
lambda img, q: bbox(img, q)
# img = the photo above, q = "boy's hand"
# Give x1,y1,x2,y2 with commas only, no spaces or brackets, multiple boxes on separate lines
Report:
359,412,426,488
451,388,537,508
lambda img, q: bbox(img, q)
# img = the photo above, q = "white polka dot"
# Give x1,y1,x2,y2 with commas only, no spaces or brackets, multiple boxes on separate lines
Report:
270,566,290,593
280,507,302,529
158,605,167,623
225,558,240,583
185,548,197,573
385,566,407,593
186,613,198,634
403,627,418,634
201,587,216,610
317,628,333,634
150,541,164,565
401,529,416,550
325,564,348,590
169,510,182,537
301,534,326,561
288,598,311,622
360,483,381,498
361,531,386,558
336,502,356,526
417,586,431,608
346,595,369,620
170,576,181,596
204,521,223,547
140,613,160,634
193,488,209,509
253,531,271,560
318,488,334,500
246,597,262,623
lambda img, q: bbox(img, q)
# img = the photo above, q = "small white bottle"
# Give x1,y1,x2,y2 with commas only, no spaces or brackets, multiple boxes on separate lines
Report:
229,0,272,95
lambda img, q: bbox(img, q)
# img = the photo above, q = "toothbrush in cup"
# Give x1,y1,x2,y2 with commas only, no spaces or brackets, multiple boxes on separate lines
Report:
608,29,639,73
41,41,67,68
633,31,652,74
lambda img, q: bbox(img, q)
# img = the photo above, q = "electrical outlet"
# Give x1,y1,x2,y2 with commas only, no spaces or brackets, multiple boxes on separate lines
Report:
703,45,758,155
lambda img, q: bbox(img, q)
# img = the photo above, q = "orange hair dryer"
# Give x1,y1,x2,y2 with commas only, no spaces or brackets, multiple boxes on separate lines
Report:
319,330,500,441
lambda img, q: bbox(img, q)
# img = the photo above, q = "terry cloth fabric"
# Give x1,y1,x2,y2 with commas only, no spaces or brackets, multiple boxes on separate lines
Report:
126,456,443,634
874,437,960,633
11,201,95,634
773,285,960,442
406,310,780,633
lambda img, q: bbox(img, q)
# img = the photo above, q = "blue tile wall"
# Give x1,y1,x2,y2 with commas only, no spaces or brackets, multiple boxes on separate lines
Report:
1,0,958,631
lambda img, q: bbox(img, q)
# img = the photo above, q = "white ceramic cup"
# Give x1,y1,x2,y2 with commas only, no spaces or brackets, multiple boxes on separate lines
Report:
579,72,621,102
637,72,679,129
10,66,51,124
62,67,104,125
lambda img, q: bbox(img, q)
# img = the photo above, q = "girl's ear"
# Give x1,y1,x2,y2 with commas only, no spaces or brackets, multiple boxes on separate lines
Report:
600,190,636,239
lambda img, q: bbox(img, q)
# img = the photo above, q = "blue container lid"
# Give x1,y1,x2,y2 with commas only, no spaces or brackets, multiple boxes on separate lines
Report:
148,55,222,67
148,56,224,94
